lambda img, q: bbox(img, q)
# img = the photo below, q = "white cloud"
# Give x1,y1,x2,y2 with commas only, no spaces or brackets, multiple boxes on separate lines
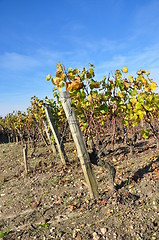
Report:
0,52,40,71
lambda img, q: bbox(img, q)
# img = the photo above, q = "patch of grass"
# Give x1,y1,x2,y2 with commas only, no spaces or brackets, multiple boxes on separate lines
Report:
52,177,59,186
42,191,49,197
38,222,50,229
0,229,11,238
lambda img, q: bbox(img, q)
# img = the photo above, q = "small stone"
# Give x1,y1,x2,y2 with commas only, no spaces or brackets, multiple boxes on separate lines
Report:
100,227,107,235
73,228,80,238
50,227,55,233
93,232,100,240
129,224,134,230
152,200,156,205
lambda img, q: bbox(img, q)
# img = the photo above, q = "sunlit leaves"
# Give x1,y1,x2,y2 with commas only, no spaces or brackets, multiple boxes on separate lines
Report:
46,74,51,81
149,81,157,91
141,129,150,139
128,75,133,83
46,63,158,137
121,66,128,73
87,94,92,102
89,80,100,89
137,110,146,120
117,91,124,98
145,70,150,76
66,78,83,91
129,89,137,97
99,103,108,114
122,79,131,89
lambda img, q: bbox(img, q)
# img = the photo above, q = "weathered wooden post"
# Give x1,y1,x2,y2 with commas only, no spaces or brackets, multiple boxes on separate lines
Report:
45,106,68,165
60,91,99,199
23,143,28,174
42,119,57,154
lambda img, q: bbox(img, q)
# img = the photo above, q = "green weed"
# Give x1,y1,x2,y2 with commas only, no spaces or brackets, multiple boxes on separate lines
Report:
0,229,11,238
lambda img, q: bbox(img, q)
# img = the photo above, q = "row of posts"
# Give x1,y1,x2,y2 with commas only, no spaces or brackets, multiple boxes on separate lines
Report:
23,91,99,199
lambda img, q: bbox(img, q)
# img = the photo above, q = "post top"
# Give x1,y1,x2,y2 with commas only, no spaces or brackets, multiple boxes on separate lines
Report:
60,91,70,99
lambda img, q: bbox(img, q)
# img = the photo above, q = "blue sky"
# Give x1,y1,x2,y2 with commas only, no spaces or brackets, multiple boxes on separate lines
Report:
0,0,159,117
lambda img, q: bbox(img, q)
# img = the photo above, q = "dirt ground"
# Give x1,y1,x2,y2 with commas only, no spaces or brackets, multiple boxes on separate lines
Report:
0,138,159,240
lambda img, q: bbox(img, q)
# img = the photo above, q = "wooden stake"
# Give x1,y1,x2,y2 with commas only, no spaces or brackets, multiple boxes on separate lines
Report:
60,91,99,199
45,106,68,165
42,120,57,154
23,144,28,174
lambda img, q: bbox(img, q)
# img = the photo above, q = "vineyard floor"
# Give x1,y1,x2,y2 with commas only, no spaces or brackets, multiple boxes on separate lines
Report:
0,138,159,240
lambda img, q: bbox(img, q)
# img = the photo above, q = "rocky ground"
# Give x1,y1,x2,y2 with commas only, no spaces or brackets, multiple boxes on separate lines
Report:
0,138,159,239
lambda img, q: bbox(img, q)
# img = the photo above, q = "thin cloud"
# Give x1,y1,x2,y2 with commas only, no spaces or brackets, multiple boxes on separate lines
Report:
0,52,40,71
95,43,159,88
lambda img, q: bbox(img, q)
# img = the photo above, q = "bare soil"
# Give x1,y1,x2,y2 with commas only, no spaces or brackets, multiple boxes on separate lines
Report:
0,138,159,240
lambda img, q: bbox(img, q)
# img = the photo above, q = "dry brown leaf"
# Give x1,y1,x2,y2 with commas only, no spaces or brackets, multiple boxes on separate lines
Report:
97,199,106,205
55,199,63,205
31,200,41,208
69,204,75,211
2,177,7,183
76,236,82,240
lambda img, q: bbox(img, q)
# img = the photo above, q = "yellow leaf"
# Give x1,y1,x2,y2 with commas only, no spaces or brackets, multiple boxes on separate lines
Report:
121,66,128,73
137,70,142,75
57,81,64,91
130,96,137,105
51,77,57,85
68,72,73,79
66,81,83,91
117,91,124,98
87,94,92,102
56,71,65,79
52,77,62,86
142,77,148,85
58,86,63,91
149,82,157,91
46,74,51,81
123,80,131,89
144,87,149,92
138,110,146,120
140,68,146,73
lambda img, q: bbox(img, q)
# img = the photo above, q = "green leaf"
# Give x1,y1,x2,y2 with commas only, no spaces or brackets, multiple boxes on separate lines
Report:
99,104,108,114
138,110,146,120
141,129,150,139
129,96,137,105
123,119,128,126
137,95,144,103
128,75,133,83
136,102,142,110
132,121,138,127
0,229,10,238
89,80,100,89
129,89,137,97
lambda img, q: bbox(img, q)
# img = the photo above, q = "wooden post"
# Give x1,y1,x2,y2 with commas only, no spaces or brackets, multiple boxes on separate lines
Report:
45,106,68,165
42,119,57,154
60,91,99,199
23,144,28,174
16,136,19,143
